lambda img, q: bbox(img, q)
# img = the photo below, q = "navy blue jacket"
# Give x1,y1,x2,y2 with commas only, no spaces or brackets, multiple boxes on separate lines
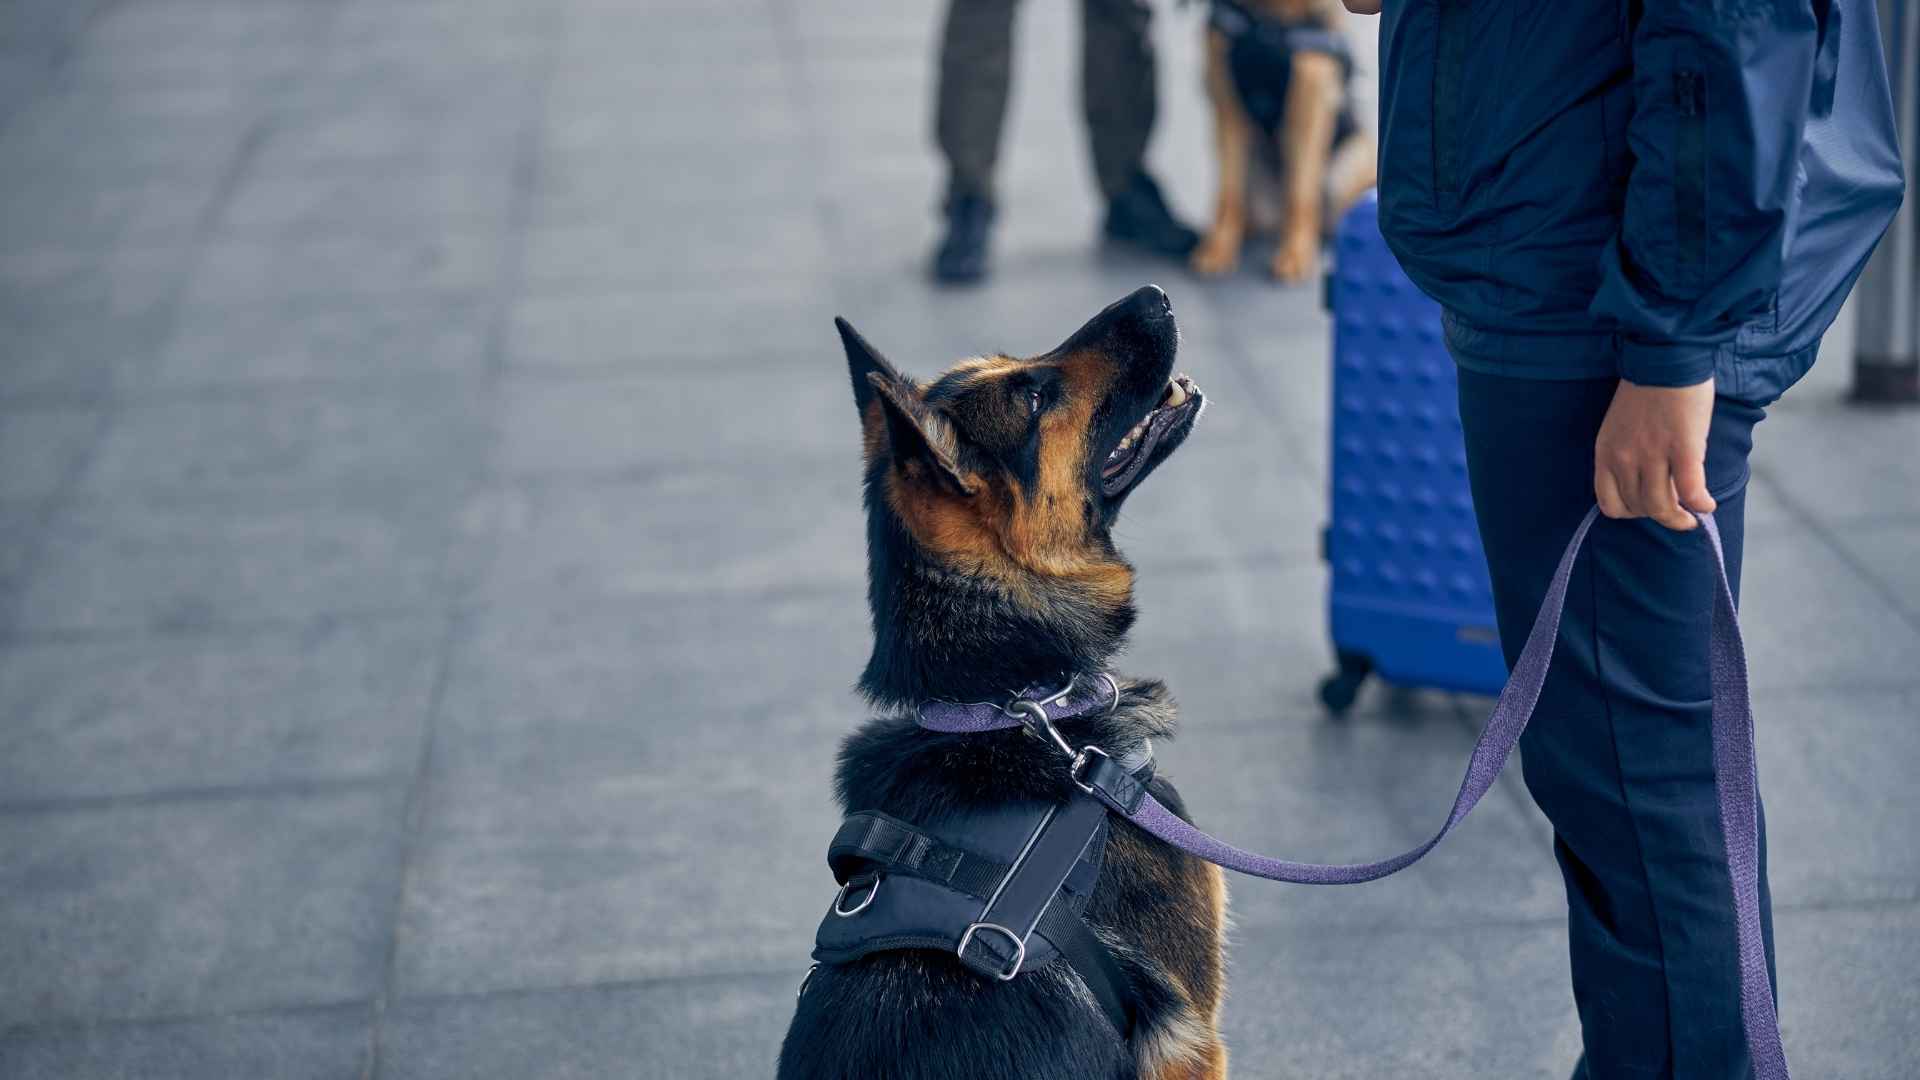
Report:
1375,0,1905,402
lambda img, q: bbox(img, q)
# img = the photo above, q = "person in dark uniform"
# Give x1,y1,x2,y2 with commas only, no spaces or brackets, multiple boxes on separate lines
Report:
1349,0,1903,1075
931,0,1200,283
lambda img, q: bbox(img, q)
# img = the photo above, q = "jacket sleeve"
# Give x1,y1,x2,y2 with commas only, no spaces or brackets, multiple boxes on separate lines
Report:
1588,1,1822,387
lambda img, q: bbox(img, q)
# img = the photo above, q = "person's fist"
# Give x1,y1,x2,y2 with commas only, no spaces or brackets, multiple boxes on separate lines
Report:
1593,378,1717,532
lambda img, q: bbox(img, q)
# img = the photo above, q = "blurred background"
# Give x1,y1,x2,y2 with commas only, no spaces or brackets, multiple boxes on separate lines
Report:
0,1,1914,1078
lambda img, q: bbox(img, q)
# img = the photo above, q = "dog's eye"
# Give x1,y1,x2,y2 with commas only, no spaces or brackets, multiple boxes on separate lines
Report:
1027,389,1044,416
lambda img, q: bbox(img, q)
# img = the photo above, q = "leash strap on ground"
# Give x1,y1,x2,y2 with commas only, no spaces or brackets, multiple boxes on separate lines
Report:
917,507,1787,1077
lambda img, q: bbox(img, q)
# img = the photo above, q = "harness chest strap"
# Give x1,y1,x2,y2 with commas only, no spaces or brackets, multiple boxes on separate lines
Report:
916,507,1788,1079
818,800,1137,1037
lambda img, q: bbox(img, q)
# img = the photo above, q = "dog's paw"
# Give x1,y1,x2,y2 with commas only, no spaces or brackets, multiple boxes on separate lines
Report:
1269,235,1318,284
1189,233,1240,277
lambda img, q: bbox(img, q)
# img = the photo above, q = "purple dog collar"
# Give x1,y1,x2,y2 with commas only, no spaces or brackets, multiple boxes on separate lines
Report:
918,673,1123,739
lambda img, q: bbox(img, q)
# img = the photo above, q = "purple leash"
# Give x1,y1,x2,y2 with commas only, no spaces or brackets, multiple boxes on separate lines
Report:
918,507,1787,1077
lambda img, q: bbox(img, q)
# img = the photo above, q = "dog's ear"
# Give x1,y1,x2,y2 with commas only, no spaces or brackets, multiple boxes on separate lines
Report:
836,317,903,417
865,371,977,496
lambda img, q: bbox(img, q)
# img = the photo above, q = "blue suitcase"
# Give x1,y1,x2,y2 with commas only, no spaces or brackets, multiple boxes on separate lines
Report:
1317,192,1506,711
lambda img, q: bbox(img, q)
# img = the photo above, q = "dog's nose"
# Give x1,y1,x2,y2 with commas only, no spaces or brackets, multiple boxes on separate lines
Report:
1129,284,1172,319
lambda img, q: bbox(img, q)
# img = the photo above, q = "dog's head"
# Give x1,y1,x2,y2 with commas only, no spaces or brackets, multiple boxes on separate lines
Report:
839,285,1204,703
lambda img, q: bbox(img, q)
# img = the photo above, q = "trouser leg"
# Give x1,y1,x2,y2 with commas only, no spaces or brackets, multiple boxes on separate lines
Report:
1081,0,1155,200
935,0,1020,202
1454,368,1776,1079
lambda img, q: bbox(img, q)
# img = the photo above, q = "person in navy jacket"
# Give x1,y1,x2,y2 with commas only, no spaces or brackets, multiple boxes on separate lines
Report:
1345,0,1903,1075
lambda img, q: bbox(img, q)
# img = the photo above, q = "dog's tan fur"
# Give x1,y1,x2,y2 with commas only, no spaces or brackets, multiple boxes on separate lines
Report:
1192,0,1376,283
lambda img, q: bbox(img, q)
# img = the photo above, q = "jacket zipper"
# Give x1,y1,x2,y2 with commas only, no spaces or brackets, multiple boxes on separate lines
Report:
1673,68,1707,291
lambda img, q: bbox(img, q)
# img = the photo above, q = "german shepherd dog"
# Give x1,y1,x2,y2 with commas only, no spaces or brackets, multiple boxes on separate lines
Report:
778,286,1230,1080
1190,0,1376,283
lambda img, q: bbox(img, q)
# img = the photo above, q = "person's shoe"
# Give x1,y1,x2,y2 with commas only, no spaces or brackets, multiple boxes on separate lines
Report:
932,194,995,284
1103,172,1199,260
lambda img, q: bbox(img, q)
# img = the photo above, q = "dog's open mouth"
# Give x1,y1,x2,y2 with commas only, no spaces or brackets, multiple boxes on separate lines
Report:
1101,374,1204,497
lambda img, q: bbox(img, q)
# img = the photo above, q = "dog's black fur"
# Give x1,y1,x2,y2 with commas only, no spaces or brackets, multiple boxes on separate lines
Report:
778,288,1230,1080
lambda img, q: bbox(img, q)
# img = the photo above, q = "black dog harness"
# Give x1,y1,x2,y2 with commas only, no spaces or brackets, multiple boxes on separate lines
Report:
1209,0,1359,144
808,676,1150,1038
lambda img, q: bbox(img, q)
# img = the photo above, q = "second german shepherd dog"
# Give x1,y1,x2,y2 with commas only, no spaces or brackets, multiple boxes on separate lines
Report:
778,286,1230,1079
1190,0,1376,283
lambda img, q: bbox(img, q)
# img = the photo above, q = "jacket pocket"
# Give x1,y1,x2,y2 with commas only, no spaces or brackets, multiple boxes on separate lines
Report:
1431,0,1472,203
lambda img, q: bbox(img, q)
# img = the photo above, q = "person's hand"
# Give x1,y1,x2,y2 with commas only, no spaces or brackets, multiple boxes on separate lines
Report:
1594,378,1717,531
1342,0,1383,12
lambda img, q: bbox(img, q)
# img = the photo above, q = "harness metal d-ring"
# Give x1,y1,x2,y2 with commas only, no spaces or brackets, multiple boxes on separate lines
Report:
832,873,881,917
957,921,1027,981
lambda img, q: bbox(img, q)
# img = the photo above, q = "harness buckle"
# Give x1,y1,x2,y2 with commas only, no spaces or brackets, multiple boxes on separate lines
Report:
832,872,881,917
956,921,1027,981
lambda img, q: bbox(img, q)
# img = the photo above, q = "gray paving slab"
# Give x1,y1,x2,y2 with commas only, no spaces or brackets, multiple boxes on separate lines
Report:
258,84,534,169
184,228,508,309
531,145,820,228
435,590,867,759
1772,903,1920,1079
0,616,441,804
0,103,255,182
77,383,490,498
0,172,222,251
394,758,834,997
147,298,492,389
17,490,460,635
544,94,803,157
1755,394,1920,523
0,407,103,500
504,281,837,372
1823,517,1920,623
0,246,183,323
0,786,404,1026
379,975,796,1080
217,163,520,238
491,370,846,476
0,501,48,632
457,465,866,606
0,1004,372,1080
1756,686,1920,908
521,215,833,293
1738,519,1920,692
0,314,153,401
1221,919,1584,1079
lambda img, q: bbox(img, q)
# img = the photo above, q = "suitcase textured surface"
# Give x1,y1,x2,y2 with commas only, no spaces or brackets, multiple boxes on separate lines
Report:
1320,192,1506,708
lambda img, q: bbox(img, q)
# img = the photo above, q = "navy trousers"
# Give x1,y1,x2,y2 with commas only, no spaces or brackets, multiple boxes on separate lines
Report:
1455,369,1778,1079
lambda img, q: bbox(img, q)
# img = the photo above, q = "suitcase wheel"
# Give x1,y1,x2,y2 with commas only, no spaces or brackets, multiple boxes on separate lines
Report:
1317,650,1374,715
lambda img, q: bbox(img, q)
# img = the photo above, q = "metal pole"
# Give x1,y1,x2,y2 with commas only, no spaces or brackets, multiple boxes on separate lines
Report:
1852,0,1919,403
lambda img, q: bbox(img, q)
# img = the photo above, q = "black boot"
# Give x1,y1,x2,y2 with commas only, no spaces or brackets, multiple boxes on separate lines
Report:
932,193,995,284
1103,172,1198,260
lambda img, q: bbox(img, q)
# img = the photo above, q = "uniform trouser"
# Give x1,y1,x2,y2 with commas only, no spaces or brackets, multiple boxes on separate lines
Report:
1455,368,1779,1079
934,0,1156,203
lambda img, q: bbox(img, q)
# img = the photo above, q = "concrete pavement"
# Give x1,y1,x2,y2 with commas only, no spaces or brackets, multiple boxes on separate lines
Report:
2,1,1916,1077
